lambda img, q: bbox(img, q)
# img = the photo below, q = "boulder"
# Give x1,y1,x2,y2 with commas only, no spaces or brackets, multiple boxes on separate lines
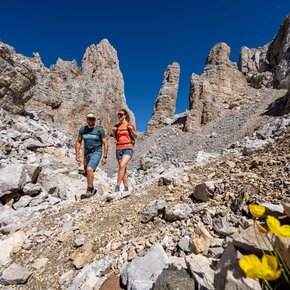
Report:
185,254,215,290
274,236,290,268
22,182,42,196
232,226,273,254
154,266,195,290
164,204,192,222
0,231,26,266
243,139,272,155
260,203,284,217
214,242,262,290
0,263,32,285
121,244,168,290
0,164,26,198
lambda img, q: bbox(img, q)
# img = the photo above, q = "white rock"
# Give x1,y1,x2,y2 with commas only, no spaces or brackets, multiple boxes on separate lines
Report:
0,164,26,197
13,195,32,210
121,244,168,290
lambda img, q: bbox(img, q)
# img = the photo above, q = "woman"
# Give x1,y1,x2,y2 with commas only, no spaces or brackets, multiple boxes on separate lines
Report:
112,109,137,192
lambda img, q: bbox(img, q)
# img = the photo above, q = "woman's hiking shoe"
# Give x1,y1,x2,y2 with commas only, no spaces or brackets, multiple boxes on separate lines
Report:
115,185,120,192
124,186,129,191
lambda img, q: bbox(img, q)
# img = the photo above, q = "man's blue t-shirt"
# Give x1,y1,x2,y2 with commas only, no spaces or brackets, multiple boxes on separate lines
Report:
78,126,106,154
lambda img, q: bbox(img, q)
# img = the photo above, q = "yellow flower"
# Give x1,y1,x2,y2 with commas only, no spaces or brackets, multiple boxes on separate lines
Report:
239,254,282,281
266,216,290,238
260,255,282,281
239,254,261,279
249,204,266,218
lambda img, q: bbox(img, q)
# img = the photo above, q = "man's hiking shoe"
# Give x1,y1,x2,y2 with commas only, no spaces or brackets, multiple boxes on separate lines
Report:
115,185,120,192
124,186,129,191
80,187,96,200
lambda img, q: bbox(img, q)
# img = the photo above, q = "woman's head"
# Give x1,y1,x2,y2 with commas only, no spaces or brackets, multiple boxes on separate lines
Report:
118,109,130,123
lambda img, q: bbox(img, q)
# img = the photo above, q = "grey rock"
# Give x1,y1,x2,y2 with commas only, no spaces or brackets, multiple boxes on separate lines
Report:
178,236,191,253
147,62,180,134
74,236,86,247
0,263,32,285
243,139,272,155
154,266,195,290
69,255,113,290
164,204,192,222
274,236,290,269
233,226,273,254
185,254,215,290
0,42,36,114
121,243,168,290
260,203,284,217
0,164,26,198
22,183,42,196
142,198,166,223
282,198,290,218
213,216,237,236
191,182,215,202
23,138,45,149
13,195,32,210
214,242,262,290
25,164,42,183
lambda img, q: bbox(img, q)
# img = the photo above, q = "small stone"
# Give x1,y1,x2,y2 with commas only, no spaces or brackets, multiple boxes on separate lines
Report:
142,198,166,223
111,241,122,251
178,236,191,253
191,182,214,202
58,270,74,285
31,258,48,269
13,195,32,210
74,236,86,247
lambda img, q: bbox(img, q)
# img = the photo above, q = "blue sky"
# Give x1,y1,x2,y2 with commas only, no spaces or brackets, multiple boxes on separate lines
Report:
1,0,289,131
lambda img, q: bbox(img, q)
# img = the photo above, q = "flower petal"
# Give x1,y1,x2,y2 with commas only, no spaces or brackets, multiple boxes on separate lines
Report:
278,225,290,238
266,216,281,236
239,254,261,279
249,204,266,218
260,254,282,281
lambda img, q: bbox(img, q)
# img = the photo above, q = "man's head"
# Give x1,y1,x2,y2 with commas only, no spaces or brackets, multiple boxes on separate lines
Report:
86,112,96,127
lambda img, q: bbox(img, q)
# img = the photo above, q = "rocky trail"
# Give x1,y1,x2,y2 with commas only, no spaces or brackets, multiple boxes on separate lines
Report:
1,12,290,290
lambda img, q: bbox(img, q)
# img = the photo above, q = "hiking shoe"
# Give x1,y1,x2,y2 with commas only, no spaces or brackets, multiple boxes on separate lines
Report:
115,185,120,192
80,187,94,199
124,186,129,191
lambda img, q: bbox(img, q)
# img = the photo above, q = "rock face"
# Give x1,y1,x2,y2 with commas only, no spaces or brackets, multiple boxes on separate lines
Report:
185,43,248,132
238,13,290,89
0,39,133,136
147,62,180,134
0,42,36,114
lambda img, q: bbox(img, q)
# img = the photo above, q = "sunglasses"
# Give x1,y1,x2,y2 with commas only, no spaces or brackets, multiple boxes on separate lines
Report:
87,118,96,121
118,113,124,117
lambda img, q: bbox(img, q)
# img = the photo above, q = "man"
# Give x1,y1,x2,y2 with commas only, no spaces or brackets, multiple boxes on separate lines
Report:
75,112,108,198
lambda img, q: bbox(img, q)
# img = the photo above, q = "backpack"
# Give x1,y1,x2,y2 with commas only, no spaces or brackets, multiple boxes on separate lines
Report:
80,125,102,139
115,123,135,146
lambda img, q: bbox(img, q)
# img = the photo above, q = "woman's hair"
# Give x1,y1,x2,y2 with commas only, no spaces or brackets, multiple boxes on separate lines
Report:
119,109,131,123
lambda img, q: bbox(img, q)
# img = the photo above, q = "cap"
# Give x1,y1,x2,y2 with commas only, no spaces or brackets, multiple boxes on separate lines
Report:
86,112,96,119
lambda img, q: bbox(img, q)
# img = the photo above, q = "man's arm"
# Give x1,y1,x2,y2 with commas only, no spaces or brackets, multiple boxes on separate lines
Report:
101,137,108,165
75,137,82,162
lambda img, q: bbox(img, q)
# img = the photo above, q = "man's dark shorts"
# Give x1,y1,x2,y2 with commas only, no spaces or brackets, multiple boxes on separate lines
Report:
84,151,102,172
116,148,134,160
